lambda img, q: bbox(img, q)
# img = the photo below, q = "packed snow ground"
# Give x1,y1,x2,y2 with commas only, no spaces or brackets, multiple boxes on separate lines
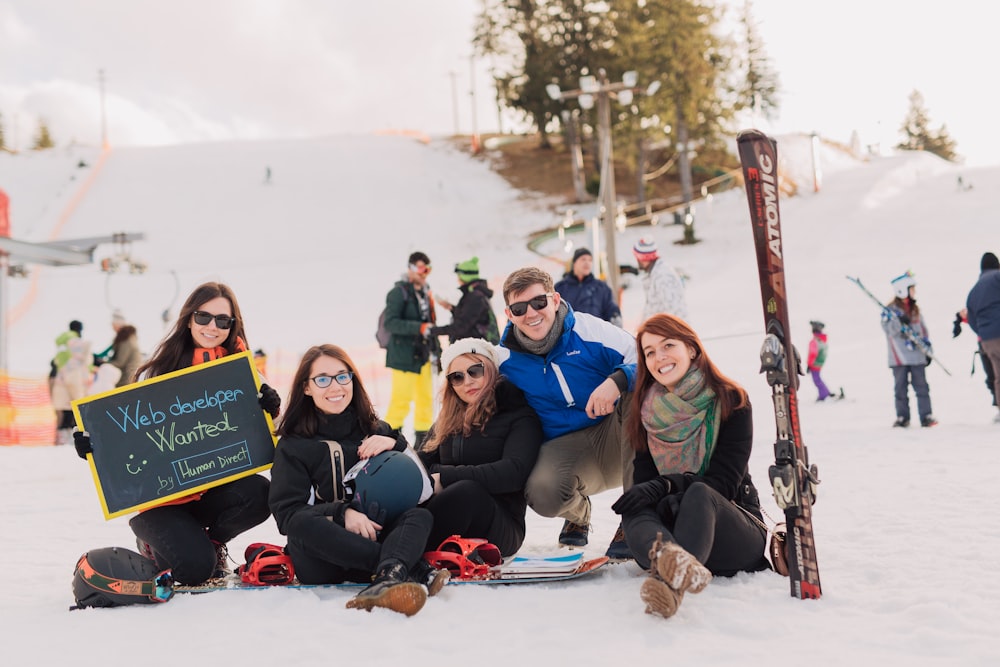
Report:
1,134,998,666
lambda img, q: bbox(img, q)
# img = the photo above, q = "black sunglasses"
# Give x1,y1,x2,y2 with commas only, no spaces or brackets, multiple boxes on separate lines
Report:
446,363,485,386
192,311,235,329
310,372,354,388
508,293,553,317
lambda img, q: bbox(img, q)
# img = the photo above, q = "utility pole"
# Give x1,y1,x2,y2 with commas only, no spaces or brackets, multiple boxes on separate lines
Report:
99,69,108,149
547,70,660,300
448,71,460,135
469,55,480,153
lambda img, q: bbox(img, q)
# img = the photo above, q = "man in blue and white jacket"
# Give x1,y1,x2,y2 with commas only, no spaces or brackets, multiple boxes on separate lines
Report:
496,266,637,559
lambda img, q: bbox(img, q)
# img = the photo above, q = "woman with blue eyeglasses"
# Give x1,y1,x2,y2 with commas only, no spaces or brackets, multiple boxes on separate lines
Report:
74,282,277,585
269,344,446,616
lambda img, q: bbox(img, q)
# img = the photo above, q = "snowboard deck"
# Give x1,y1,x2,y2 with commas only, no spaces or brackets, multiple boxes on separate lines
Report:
175,556,610,594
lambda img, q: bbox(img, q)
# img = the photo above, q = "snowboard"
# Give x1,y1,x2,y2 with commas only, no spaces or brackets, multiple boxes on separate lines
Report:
174,555,609,594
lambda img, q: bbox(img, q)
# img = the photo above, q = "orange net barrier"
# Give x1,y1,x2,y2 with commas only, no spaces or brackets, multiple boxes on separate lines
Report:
0,374,56,446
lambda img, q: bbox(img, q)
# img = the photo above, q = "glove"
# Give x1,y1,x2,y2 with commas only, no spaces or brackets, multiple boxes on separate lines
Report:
953,313,963,338
898,314,911,326
73,430,93,460
258,383,281,419
610,477,672,515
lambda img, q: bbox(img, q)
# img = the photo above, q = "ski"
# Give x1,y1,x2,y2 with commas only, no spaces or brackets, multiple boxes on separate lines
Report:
737,129,822,600
846,275,951,376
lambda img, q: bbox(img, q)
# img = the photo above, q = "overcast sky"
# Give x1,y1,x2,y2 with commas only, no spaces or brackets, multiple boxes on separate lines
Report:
2,1,996,165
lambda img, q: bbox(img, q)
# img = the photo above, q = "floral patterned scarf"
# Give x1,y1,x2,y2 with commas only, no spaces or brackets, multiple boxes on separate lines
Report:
640,367,720,476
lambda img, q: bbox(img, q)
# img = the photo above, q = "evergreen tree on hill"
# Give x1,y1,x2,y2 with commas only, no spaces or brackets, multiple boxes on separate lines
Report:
897,89,957,162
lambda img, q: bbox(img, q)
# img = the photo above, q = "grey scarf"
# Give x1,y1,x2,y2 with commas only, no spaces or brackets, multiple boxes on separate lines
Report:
512,301,568,356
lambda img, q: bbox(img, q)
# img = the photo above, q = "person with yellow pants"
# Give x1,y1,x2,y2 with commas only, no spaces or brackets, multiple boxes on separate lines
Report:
383,252,440,447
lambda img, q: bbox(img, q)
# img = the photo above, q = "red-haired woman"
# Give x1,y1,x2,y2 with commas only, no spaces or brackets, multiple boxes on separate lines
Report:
612,314,769,619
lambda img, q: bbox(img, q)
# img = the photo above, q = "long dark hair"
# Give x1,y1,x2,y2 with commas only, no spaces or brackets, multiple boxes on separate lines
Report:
136,282,247,379
276,344,380,439
626,314,748,452
422,352,499,452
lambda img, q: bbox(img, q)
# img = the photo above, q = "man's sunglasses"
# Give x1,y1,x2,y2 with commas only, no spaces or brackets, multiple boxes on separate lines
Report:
446,363,485,386
310,371,354,388
192,311,235,329
409,263,432,276
508,293,554,317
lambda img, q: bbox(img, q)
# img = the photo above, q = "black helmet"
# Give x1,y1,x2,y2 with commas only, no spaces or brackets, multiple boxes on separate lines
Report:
71,547,174,609
344,450,425,525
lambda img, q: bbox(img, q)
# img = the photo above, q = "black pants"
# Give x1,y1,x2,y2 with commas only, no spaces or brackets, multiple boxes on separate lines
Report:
287,507,433,585
622,481,767,577
129,474,270,585
422,479,525,557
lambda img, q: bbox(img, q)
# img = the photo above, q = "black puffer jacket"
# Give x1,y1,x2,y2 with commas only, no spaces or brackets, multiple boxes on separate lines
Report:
269,407,407,536
433,279,496,343
419,380,543,530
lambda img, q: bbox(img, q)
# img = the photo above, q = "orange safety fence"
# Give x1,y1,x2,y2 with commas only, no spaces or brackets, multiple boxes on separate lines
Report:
0,373,56,446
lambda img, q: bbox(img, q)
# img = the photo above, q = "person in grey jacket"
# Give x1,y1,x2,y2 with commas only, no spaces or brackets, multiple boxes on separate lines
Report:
880,271,937,427
965,251,1000,422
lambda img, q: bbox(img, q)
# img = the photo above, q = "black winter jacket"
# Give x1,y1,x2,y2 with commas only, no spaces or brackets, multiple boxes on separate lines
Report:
433,279,496,343
632,399,764,523
418,380,543,531
269,407,407,536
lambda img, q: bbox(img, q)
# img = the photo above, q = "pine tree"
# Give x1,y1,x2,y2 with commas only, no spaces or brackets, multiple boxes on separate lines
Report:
33,118,55,150
896,90,957,162
738,0,780,121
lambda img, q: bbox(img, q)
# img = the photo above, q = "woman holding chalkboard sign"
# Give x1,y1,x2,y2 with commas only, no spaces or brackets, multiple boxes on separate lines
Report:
75,282,280,585
269,344,445,616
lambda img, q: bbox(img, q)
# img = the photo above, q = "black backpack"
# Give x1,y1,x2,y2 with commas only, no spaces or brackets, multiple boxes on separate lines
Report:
376,285,409,349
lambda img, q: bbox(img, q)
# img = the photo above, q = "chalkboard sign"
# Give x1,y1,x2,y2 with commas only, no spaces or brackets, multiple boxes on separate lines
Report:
72,351,277,519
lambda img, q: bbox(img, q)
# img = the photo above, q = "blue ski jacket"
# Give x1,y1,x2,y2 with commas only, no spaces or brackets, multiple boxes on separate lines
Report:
966,269,1000,342
497,305,636,440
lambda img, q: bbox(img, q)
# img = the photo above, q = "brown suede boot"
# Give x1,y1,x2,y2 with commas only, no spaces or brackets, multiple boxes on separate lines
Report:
640,575,685,619
648,532,712,594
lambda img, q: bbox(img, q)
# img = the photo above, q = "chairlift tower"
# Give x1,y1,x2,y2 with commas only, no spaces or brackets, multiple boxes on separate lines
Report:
0,232,145,373
547,71,660,300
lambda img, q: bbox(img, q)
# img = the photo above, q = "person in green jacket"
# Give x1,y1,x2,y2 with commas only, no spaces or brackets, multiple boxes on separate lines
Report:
383,251,441,448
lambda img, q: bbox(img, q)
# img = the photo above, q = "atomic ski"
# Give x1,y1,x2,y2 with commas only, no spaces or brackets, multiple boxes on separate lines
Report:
737,129,822,600
846,275,951,376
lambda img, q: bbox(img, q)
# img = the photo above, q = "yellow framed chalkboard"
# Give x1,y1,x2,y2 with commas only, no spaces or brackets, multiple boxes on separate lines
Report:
72,351,277,519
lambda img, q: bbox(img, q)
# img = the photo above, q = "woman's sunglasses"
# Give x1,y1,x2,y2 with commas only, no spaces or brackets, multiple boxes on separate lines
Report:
192,311,235,329
508,293,553,317
446,363,485,386
310,372,353,388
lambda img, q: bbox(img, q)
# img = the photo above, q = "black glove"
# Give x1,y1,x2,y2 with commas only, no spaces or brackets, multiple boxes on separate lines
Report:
73,430,93,460
258,384,280,419
898,314,911,326
610,477,672,515
953,313,963,338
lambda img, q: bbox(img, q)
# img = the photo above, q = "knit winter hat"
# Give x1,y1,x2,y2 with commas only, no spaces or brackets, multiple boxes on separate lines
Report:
111,309,127,326
69,320,83,333
440,337,499,374
454,256,480,282
981,252,999,271
633,237,659,261
891,271,916,299
572,247,593,265
809,320,825,332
